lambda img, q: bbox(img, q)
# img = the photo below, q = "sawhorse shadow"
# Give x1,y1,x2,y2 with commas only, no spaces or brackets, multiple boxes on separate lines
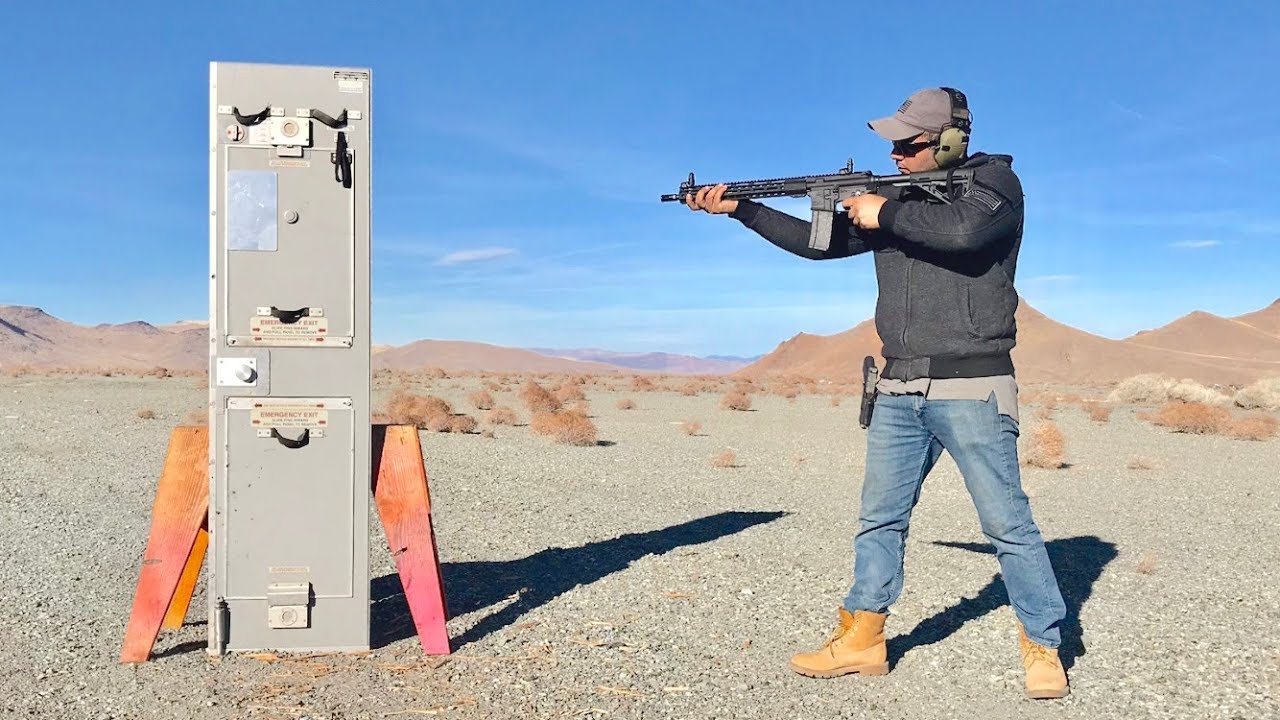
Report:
372,510,788,650
887,535,1117,671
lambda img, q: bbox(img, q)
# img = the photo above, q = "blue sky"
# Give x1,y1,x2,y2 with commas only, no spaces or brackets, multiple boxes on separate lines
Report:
3,2,1278,357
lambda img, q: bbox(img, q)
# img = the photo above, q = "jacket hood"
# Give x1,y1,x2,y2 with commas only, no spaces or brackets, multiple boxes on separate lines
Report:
960,152,1013,168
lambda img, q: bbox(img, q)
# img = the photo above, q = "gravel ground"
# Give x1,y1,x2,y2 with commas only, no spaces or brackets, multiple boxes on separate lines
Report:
1,373,1278,720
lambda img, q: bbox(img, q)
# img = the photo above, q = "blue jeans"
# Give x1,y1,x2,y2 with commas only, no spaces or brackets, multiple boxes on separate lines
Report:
842,391,1067,648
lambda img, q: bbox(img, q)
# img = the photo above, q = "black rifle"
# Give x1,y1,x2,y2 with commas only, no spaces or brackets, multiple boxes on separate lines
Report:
859,356,879,429
660,160,974,251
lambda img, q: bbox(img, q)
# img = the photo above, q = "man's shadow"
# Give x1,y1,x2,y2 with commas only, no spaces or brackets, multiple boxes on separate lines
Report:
371,510,787,649
886,535,1116,670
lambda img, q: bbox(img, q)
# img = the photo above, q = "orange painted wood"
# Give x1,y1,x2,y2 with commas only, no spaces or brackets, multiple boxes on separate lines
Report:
162,526,208,630
373,425,451,655
120,426,210,663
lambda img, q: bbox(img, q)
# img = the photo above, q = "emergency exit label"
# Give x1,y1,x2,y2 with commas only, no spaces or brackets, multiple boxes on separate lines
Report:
250,405,329,428
250,316,329,339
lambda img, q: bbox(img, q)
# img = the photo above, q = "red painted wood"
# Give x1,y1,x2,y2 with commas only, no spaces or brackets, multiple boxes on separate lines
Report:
373,425,451,655
120,426,210,663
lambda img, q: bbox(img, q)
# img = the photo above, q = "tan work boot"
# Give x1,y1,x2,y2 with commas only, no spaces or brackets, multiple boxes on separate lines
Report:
790,608,889,678
1018,623,1069,699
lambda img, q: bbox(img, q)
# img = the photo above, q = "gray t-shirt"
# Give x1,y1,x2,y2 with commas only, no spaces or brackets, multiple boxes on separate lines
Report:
876,374,1020,423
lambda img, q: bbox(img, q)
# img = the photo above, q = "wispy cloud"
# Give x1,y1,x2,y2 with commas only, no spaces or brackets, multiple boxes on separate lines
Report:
1107,99,1146,121
1170,240,1221,249
434,247,517,266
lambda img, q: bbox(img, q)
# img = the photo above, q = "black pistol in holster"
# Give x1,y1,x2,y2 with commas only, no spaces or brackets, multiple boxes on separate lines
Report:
859,356,879,429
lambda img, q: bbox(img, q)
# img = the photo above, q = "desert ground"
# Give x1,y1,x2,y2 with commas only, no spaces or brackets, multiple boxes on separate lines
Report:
1,370,1278,720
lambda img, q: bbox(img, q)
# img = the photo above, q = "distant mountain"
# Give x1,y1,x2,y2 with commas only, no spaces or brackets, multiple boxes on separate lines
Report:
706,354,766,363
0,306,205,371
6,298,1279,385
735,298,1280,387
526,347,751,375
1123,309,1280,362
374,340,624,375
1230,298,1280,338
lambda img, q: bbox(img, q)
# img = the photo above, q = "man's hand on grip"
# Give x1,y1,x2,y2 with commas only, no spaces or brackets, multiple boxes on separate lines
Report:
843,193,887,230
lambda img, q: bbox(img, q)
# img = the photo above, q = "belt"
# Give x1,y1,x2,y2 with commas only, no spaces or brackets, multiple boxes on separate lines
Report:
882,352,1014,381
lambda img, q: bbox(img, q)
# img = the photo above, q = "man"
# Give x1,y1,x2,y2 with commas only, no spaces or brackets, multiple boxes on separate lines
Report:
684,87,1070,700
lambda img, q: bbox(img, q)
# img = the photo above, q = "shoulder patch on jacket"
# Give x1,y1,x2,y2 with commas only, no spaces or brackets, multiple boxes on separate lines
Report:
963,186,1004,214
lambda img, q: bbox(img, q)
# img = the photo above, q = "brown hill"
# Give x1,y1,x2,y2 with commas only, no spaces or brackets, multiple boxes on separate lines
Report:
1232,298,1280,337
372,340,624,375
734,318,882,381
1123,310,1280,362
0,306,206,371
736,299,1280,387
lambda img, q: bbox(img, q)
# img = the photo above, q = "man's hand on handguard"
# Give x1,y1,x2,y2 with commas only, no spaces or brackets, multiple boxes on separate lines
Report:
685,184,739,215
843,193,888,230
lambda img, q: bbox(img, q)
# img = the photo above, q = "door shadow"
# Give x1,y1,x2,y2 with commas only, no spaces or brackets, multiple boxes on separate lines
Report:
886,535,1117,670
371,510,788,650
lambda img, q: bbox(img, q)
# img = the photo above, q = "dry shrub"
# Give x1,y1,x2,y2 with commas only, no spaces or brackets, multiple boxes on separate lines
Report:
481,429,495,439
1023,422,1066,469
830,395,843,407
1150,401,1230,434
468,390,495,410
1136,554,1158,575
422,367,448,379
1226,414,1278,441
631,375,656,392
1034,405,1055,420
680,420,701,436
448,414,479,434
1168,380,1232,406
1,364,34,377
720,390,752,411
530,410,598,446
555,382,586,403
425,413,453,433
487,406,518,426
1083,401,1113,423
1127,456,1157,470
712,449,737,468
1233,377,1280,411
135,408,157,420
616,398,636,410
773,383,799,400
519,380,562,413
679,382,701,397
146,366,172,379
384,389,452,427
792,452,807,466
183,408,208,426
1107,373,1230,406
1107,374,1177,404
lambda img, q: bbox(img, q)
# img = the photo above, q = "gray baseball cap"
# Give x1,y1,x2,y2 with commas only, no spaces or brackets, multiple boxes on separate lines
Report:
868,88,963,141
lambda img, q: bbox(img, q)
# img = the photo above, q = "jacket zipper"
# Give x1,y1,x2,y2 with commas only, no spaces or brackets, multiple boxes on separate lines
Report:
901,258,912,354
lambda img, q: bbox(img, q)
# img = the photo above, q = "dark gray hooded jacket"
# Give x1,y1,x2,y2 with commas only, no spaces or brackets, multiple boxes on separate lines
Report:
729,152,1022,379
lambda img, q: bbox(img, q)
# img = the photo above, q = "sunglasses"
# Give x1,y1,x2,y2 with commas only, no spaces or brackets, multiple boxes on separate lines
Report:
892,138,936,156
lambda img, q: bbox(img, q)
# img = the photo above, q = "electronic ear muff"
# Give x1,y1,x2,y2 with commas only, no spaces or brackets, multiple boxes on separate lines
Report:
934,87,971,168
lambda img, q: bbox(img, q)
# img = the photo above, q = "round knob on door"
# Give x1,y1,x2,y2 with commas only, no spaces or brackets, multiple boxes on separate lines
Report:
235,364,257,383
